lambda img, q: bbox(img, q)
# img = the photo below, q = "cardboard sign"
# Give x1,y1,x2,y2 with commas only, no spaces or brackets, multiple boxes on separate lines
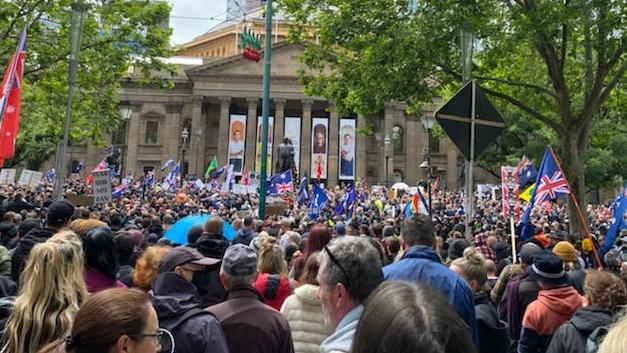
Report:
0,169,16,185
65,194,95,207
18,169,32,186
16,169,43,188
92,169,112,204
29,171,43,188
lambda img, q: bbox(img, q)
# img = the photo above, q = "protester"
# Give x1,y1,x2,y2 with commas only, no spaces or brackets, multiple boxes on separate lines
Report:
383,213,478,344
253,237,294,310
192,216,229,306
83,227,127,293
291,225,332,281
351,281,477,353
518,252,583,353
1,235,87,353
207,244,294,353
114,231,136,287
546,270,627,353
37,288,164,353
149,246,229,353
317,237,383,353
552,241,585,293
132,245,171,291
281,252,330,353
232,216,256,245
11,199,74,282
451,247,508,353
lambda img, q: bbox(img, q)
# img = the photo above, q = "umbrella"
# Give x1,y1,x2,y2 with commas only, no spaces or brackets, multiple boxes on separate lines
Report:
164,214,237,245
391,182,409,190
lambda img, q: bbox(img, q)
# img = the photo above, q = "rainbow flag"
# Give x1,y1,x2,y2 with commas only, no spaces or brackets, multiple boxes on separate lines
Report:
404,192,429,216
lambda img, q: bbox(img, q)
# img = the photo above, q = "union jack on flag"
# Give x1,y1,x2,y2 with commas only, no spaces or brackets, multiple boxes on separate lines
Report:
268,170,293,194
533,171,570,204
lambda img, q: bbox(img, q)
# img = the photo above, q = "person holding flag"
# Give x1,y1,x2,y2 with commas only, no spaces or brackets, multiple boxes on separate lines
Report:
335,183,356,216
308,183,328,219
163,162,180,191
297,173,309,205
602,185,627,253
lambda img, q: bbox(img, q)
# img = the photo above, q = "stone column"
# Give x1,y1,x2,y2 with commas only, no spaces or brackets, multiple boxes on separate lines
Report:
356,114,367,184
163,103,182,171
189,96,205,176
124,103,141,176
384,103,395,186
217,97,231,166
446,138,459,189
405,117,419,184
300,99,313,176
273,98,286,174
245,97,258,171
327,103,339,186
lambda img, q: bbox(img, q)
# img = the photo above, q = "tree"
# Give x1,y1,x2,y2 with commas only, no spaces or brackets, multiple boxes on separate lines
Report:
0,0,174,170
281,0,627,234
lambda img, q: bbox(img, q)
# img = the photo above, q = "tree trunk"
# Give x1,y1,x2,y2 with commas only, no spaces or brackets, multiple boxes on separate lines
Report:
559,123,590,238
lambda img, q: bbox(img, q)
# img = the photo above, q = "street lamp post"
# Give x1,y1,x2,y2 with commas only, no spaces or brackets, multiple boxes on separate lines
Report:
53,0,87,199
421,114,435,215
181,127,189,180
384,135,391,187
258,0,274,219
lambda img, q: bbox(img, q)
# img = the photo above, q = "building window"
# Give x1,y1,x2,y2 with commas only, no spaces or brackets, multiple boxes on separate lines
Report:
392,125,404,154
429,134,440,153
393,169,404,182
111,125,126,145
145,121,159,144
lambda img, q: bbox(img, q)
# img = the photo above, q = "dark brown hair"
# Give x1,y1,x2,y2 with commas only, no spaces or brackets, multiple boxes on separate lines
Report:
70,288,151,353
401,214,435,247
300,251,320,285
305,226,332,259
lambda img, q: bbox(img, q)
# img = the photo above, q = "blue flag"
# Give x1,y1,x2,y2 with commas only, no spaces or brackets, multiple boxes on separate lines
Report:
163,162,180,190
308,183,328,218
45,168,55,183
144,170,154,188
268,170,293,195
604,185,627,250
212,166,226,180
160,159,175,172
520,148,571,240
297,173,309,204
336,183,356,216
518,164,538,189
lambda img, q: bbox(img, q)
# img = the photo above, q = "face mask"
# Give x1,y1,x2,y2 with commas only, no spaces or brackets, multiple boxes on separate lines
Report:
191,270,210,295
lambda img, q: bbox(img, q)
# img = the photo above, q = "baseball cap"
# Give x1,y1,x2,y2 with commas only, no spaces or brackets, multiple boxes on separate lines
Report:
520,243,542,264
159,246,220,273
222,244,257,276
46,200,75,225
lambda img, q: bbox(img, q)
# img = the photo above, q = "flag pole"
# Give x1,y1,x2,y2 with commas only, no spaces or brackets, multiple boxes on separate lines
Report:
510,216,517,263
547,146,603,268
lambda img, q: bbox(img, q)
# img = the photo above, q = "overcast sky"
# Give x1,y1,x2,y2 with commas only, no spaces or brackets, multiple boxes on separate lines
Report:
168,0,228,45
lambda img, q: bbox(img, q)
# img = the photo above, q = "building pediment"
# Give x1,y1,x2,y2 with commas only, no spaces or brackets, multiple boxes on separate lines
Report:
186,42,304,79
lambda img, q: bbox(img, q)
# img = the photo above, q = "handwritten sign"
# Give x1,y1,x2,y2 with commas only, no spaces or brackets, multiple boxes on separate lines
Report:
92,169,112,204
0,169,16,185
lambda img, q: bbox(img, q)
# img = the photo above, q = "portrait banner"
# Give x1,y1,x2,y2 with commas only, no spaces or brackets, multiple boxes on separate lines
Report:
338,118,356,180
311,117,329,180
255,116,274,175
283,117,301,174
228,114,247,176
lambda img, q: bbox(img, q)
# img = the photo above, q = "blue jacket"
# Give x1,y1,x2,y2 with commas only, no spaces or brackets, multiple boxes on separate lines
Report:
383,245,479,346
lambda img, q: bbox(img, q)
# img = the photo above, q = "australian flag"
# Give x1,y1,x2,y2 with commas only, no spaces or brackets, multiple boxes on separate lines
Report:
308,183,328,218
298,173,309,204
517,156,538,189
336,183,357,216
520,147,571,240
268,170,293,194
603,185,627,251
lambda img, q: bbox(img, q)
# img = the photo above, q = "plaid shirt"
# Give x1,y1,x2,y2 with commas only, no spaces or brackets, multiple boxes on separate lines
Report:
474,233,497,261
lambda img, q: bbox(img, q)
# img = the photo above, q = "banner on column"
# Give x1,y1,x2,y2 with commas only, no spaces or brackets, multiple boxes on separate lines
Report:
338,118,356,180
228,114,247,176
255,116,274,175
284,117,301,174
311,117,329,180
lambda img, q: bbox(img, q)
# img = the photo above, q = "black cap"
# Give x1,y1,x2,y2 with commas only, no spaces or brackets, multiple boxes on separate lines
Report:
159,246,220,273
529,251,569,285
46,200,75,225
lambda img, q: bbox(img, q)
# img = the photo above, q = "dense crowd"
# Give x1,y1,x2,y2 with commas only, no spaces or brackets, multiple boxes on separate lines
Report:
0,179,625,353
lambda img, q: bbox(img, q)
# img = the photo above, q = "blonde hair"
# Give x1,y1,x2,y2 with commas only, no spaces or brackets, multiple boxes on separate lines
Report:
132,245,171,291
257,237,288,275
451,247,487,287
598,317,627,353
2,235,88,353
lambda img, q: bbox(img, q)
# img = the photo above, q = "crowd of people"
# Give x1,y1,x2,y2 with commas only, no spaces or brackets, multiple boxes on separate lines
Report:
0,178,625,353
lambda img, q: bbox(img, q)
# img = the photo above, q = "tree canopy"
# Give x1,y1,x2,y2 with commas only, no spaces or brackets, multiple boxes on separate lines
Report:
0,0,174,169
282,0,627,231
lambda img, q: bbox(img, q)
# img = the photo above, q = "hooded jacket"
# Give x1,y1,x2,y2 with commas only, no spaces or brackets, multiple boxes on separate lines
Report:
546,306,614,353
518,286,582,353
232,227,256,246
475,292,508,353
150,272,229,353
11,226,55,282
280,284,331,353
191,232,229,306
383,245,479,346
253,273,294,311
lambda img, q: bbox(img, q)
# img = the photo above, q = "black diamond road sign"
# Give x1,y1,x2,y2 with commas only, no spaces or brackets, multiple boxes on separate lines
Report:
435,80,505,161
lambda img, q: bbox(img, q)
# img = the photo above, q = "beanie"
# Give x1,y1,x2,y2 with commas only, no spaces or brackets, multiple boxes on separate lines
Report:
552,241,578,262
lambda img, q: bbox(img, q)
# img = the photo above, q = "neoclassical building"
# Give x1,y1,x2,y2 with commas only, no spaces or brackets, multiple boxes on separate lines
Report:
65,14,467,188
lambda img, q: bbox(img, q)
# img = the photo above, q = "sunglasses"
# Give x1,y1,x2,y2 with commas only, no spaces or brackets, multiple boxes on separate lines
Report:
324,246,351,289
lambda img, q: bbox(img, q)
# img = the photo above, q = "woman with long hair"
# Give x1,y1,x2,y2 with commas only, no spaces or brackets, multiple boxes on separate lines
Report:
253,237,295,310
83,227,126,293
1,233,88,353
291,226,332,281
281,252,331,353
38,288,164,353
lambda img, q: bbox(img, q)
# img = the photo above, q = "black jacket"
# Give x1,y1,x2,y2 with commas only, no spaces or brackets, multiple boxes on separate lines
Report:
11,227,55,282
191,233,229,306
546,306,614,353
475,292,508,353
5,199,34,214
149,272,229,353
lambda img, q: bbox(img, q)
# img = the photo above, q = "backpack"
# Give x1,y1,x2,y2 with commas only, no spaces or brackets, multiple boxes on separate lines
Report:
158,308,214,353
585,325,609,353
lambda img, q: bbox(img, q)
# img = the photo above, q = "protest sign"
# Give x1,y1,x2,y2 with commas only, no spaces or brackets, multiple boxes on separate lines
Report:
92,169,112,204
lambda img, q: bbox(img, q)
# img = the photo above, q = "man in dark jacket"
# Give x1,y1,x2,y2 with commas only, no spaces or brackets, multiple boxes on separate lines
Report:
150,246,229,353
11,199,74,282
207,244,294,353
232,216,256,246
192,216,230,306
5,194,34,214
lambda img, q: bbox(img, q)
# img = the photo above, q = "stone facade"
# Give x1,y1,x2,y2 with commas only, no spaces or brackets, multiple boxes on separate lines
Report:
65,43,464,188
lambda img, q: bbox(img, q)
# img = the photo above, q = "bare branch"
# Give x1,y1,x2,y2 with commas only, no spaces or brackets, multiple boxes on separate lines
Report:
597,59,627,107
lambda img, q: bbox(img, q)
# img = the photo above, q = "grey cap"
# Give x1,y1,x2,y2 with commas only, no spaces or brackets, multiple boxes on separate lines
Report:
520,243,542,264
222,244,257,276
